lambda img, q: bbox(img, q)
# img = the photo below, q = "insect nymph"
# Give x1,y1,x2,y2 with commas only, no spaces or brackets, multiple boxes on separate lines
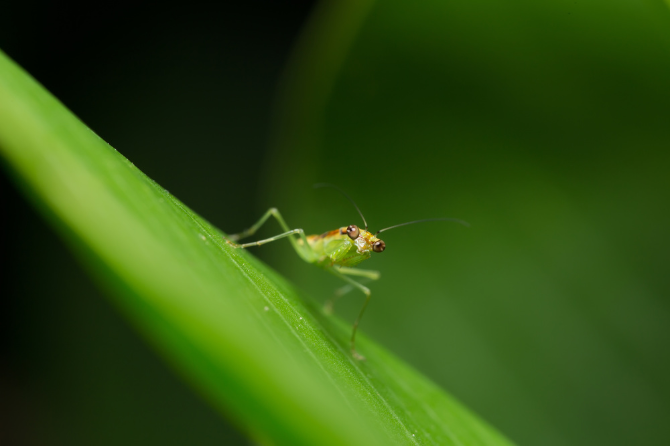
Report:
226,184,467,360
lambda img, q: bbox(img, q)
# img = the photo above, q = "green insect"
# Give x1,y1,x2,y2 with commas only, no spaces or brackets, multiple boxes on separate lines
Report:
226,184,468,360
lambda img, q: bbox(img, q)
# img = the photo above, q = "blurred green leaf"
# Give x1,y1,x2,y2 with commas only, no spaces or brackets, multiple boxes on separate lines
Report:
263,2,670,446
0,50,514,445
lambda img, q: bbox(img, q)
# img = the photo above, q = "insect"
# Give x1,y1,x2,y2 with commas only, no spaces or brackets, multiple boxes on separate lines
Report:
226,184,468,360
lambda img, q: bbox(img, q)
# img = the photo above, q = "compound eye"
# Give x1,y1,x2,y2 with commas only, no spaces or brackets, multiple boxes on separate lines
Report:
373,240,386,253
346,225,360,240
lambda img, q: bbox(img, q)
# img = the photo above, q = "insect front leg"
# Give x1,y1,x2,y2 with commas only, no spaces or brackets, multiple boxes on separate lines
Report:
324,267,380,314
327,268,373,361
226,208,315,262
337,267,380,281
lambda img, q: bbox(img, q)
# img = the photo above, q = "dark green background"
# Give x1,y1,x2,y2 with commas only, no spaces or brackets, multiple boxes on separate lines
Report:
2,1,670,445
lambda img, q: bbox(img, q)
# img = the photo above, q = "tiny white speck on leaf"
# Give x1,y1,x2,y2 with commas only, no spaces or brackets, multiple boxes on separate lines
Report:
264,306,269,311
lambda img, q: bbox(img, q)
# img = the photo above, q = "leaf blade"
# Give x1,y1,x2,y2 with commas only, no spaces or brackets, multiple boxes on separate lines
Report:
0,49,514,446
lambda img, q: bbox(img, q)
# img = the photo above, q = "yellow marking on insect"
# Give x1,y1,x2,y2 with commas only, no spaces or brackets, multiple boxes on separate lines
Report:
225,185,468,360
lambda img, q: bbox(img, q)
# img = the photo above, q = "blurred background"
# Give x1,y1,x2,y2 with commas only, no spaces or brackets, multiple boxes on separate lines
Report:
2,1,670,445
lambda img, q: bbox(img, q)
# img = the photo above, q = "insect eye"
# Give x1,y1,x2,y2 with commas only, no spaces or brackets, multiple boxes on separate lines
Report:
346,225,360,240
373,240,386,253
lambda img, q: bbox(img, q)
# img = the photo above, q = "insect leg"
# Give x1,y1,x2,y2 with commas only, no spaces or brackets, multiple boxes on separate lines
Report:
327,268,371,360
337,267,380,281
227,208,283,241
226,208,315,261
324,268,379,314
325,283,355,315
227,229,305,248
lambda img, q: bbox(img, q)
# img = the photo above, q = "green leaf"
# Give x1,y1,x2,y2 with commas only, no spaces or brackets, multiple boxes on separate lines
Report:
0,49,514,445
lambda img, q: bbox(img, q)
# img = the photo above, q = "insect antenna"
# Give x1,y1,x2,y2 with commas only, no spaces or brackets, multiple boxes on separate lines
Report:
313,183,368,230
375,218,470,235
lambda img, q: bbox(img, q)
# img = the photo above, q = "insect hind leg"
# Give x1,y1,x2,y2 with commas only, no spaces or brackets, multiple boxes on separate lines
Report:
226,208,315,261
227,229,305,248
227,208,285,242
